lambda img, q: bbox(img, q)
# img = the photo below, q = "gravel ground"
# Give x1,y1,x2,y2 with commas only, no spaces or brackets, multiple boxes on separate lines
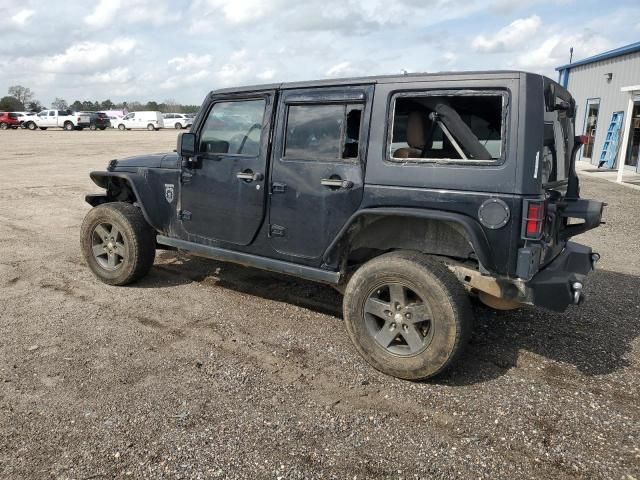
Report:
0,129,638,479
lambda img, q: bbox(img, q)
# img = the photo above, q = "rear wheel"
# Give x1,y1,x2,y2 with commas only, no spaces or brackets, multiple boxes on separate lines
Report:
81,202,156,286
343,251,472,380
63,122,74,131
0,122,7,130
118,124,125,131
147,123,155,131
27,122,37,130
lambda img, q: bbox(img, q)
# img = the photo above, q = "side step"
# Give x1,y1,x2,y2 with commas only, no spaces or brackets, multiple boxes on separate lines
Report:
156,235,341,285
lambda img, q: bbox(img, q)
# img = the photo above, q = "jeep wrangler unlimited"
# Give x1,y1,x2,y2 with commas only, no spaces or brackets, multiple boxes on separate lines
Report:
81,71,603,380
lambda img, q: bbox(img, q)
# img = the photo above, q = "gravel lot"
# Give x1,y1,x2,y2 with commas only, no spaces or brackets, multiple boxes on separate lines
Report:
0,129,638,479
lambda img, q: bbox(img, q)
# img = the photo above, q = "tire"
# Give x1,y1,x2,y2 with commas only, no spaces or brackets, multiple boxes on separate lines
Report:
63,122,74,131
0,122,7,130
27,122,36,130
147,124,155,131
174,123,182,129
39,127,48,130
100,127,106,130
89,124,97,131
343,251,472,380
118,124,125,131
80,202,156,286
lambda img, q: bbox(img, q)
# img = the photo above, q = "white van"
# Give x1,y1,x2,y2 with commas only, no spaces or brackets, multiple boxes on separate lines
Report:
115,111,164,131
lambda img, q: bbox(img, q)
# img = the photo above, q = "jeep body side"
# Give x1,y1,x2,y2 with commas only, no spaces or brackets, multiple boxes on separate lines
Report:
82,71,603,380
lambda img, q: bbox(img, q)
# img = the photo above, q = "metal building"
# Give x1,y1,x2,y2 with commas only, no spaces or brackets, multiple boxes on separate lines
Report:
556,41,640,182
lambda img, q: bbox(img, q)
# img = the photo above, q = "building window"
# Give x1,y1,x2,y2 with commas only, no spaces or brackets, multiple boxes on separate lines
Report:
582,100,600,159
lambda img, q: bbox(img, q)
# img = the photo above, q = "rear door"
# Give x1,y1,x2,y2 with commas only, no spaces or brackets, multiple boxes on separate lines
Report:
268,86,372,261
179,91,275,245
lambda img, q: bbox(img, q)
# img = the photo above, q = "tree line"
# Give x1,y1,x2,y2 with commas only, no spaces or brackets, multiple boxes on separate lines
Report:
0,85,200,113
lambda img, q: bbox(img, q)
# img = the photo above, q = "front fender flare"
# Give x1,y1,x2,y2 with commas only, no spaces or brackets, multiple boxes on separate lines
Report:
323,207,495,271
87,171,161,232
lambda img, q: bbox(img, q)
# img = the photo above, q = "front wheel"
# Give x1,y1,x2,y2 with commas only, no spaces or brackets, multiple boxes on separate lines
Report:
80,202,156,286
118,124,125,131
147,124,155,131
174,123,182,129
343,251,472,380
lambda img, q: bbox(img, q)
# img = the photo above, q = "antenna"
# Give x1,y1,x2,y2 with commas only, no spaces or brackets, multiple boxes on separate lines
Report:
569,47,574,64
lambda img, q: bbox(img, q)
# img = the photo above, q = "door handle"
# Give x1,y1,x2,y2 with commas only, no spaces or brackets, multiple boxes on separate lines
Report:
321,178,354,189
236,170,264,182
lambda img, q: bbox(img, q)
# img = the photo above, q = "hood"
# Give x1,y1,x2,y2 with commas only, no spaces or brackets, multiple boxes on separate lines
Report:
111,153,174,170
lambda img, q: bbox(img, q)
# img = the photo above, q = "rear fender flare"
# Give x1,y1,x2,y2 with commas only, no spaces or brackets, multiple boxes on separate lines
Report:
323,207,495,271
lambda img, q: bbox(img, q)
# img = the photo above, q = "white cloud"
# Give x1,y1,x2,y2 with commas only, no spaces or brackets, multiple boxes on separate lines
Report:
472,15,541,53
257,69,276,80
41,39,136,73
168,53,212,72
86,67,132,84
85,0,179,27
11,9,35,25
325,61,353,77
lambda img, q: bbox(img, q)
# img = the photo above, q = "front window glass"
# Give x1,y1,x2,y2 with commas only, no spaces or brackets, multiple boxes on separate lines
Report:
200,99,266,156
389,93,504,162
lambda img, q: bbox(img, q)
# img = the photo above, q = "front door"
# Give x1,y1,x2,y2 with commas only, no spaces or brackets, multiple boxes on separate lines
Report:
268,86,372,261
179,92,275,245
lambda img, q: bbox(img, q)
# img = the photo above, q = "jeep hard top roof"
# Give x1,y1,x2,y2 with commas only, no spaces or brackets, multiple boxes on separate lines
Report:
209,70,550,96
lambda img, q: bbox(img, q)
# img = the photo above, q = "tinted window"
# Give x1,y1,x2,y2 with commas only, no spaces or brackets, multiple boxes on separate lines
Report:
284,104,362,160
200,99,266,156
389,93,504,162
49,111,56,117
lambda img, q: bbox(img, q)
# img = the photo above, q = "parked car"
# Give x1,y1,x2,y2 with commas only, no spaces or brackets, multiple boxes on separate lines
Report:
0,112,21,129
162,113,193,129
81,71,604,381
24,110,91,131
81,112,111,130
12,111,36,127
115,111,164,131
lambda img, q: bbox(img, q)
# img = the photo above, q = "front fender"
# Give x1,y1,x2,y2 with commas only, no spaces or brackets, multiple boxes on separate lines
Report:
87,171,165,232
323,207,495,272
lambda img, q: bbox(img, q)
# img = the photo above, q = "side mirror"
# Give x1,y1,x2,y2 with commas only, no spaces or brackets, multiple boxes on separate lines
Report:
177,132,196,157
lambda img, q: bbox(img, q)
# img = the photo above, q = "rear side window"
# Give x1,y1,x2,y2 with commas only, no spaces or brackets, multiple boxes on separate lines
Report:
283,104,362,161
388,91,506,163
542,110,571,184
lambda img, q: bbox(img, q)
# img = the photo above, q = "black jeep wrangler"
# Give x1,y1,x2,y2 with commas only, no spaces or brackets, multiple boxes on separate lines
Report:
81,71,603,380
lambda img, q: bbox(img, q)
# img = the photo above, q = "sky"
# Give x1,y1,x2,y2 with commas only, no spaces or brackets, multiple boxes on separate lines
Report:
1,0,639,107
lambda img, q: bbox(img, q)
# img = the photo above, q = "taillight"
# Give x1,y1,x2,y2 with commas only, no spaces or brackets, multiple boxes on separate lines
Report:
77,117,81,122
523,200,545,239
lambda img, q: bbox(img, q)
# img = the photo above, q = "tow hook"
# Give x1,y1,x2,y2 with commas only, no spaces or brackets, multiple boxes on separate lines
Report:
571,281,584,305
591,252,601,270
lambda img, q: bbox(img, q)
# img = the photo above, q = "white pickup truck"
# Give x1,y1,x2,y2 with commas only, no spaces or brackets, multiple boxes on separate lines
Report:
24,110,91,131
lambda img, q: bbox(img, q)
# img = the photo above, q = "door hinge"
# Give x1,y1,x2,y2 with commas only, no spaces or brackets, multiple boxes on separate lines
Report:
271,182,287,194
178,210,192,221
269,224,286,237
181,171,193,184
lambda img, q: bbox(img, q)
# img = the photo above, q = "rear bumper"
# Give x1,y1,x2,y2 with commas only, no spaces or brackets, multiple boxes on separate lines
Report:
526,241,598,312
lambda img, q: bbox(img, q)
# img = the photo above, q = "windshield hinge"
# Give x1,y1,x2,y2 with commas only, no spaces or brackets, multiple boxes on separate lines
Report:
178,210,192,221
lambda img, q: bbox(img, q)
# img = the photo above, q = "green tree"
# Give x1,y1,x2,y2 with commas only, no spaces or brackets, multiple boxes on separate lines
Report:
0,96,24,111
70,100,83,112
8,85,34,106
26,100,42,112
145,101,159,111
101,99,114,110
51,97,68,110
